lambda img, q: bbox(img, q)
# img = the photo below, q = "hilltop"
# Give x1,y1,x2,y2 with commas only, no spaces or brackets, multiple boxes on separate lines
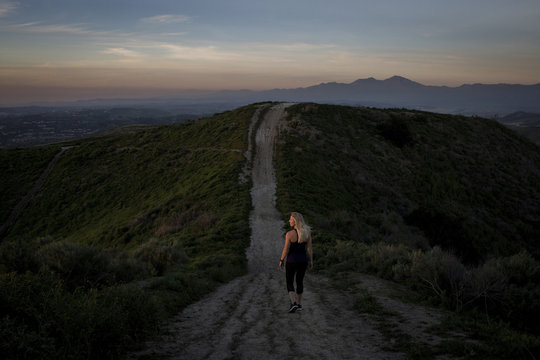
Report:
1,103,539,359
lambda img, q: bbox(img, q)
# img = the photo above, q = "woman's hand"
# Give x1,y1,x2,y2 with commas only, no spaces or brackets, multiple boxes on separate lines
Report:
308,261,313,270
279,259,284,269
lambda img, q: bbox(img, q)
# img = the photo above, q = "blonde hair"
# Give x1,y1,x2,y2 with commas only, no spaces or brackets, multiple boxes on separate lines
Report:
291,212,311,243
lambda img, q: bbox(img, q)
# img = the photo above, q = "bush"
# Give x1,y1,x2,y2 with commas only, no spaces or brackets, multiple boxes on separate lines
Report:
320,240,364,271
135,238,188,276
466,260,507,309
38,241,114,289
318,240,539,332
361,242,410,279
469,252,540,333
0,238,43,274
109,253,146,284
400,247,540,333
0,272,161,360
37,241,148,288
490,251,540,286
408,247,467,309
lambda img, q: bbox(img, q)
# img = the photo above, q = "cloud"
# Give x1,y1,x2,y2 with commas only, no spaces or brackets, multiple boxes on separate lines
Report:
103,48,141,58
261,42,336,52
159,32,187,37
3,21,132,38
0,1,18,17
13,22,92,35
142,14,191,24
159,43,241,61
156,40,342,66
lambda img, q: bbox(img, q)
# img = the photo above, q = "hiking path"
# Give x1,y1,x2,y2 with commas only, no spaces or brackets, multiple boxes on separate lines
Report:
128,103,462,360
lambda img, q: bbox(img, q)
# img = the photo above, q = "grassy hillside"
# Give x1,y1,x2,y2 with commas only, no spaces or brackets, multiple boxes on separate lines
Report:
276,103,539,261
275,103,540,357
2,102,539,358
0,105,258,359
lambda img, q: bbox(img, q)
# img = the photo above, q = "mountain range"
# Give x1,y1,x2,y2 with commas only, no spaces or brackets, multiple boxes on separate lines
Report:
260,76,540,116
36,76,540,117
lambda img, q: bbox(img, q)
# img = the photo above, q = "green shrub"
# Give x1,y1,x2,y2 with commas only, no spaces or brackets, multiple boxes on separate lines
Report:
468,252,540,333
317,237,539,334
361,242,410,279
39,241,150,287
407,247,467,309
320,240,362,271
467,259,507,307
135,238,188,276
38,241,114,289
490,251,540,286
0,238,47,274
0,272,160,360
108,253,146,284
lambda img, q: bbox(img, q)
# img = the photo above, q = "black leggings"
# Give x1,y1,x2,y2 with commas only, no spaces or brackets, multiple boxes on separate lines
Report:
286,262,308,294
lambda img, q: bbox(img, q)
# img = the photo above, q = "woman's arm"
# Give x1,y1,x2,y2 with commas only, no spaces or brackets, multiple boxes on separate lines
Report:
307,234,313,270
279,231,292,269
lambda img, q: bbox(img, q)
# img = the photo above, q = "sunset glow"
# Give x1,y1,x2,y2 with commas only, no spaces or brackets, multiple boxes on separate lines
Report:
1,0,540,104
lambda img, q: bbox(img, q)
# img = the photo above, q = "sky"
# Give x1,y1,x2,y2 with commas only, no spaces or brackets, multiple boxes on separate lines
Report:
1,0,540,104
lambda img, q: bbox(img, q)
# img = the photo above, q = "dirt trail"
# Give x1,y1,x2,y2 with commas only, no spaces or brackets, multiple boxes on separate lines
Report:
128,104,453,359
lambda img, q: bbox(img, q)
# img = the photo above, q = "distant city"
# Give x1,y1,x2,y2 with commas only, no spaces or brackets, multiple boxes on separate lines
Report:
0,107,205,147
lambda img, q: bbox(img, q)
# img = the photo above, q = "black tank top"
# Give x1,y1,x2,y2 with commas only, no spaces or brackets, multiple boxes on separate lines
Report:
287,229,308,263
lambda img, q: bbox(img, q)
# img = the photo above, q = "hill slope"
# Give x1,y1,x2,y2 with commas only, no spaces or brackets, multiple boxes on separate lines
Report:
275,103,540,262
2,108,254,252
0,104,259,359
1,102,539,358
274,104,540,352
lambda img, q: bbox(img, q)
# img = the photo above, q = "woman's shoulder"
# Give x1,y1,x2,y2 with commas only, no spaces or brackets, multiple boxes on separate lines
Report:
285,229,297,240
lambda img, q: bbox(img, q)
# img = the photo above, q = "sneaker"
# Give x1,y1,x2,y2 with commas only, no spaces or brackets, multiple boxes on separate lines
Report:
288,303,298,313
296,304,303,311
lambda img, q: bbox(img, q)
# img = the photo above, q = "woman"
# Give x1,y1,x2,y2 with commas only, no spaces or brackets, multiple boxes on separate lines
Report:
279,212,313,313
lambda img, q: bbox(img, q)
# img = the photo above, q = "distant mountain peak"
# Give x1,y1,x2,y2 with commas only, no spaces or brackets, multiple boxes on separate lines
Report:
383,75,421,86
349,76,421,87
349,77,378,85
386,75,408,80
